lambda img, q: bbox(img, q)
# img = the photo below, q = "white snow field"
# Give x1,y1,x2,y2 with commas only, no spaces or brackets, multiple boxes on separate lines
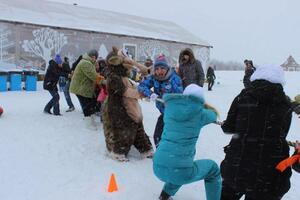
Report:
0,71,299,200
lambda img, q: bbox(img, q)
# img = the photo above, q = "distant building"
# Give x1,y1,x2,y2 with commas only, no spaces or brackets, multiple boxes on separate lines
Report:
281,55,300,71
0,0,212,73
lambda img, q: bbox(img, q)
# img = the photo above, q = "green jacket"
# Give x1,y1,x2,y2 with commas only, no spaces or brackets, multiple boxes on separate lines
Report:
70,54,97,98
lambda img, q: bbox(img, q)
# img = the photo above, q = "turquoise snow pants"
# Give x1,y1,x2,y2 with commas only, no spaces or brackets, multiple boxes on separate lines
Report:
156,159,221,200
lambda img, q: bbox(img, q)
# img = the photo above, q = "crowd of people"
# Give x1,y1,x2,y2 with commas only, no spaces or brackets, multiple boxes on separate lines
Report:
42,47,300,200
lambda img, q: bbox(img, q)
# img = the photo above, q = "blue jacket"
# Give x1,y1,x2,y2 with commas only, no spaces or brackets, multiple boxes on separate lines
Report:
138,70,183,113
153,94,217,182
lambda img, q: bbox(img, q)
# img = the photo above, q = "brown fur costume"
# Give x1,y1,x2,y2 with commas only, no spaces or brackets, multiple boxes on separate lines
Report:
102,47,153,157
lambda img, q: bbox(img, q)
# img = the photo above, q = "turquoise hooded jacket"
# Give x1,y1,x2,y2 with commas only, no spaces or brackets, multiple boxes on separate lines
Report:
153,93,217,183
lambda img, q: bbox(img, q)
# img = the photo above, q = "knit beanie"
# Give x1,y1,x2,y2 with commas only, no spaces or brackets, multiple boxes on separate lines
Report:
250,64,285,86
54,54,62,65
154,55,169,70
88,49,99,59
183,83,204,100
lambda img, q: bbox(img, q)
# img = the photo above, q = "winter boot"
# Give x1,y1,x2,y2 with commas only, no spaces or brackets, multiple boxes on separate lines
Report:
66,107,75,112
84,116,97,131
141,149,154,159
108,151,129,162
90,114,98,128
43,109,52,115
159,190,173,200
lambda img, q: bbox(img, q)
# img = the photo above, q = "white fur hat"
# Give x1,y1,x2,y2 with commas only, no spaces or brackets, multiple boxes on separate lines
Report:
183,84,204,100
250,64,285,86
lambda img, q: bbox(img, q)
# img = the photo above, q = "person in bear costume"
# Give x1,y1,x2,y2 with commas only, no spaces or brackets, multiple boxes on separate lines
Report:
102,46,153,162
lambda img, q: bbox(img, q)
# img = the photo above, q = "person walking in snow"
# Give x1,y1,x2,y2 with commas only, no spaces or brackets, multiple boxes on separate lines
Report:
243,59,255,89
153,84,221,200
138,55,183,147
220,64,293,200
59,56,75,112
43,54,63,116
69,50,104,130
178,48,205,89
206,65,216,91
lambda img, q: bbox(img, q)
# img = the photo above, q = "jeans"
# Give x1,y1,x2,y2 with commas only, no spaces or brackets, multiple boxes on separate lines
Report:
44,90,60,115
63,81,74,108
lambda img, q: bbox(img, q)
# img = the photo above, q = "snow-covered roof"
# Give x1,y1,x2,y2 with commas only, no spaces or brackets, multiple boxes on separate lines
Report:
0,0,210,47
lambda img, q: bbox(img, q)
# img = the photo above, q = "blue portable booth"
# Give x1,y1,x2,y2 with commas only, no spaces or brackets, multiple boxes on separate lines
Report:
24,70,39,91
0,71,8,92
9,70,23,91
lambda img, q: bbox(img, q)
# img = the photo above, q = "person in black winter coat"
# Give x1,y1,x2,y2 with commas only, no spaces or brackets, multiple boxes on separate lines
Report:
178,48,205,89
43,55,63,116
71,55,83,72
206,66,216,91
243,60,256,89
220,64,293,200
60,57,75,112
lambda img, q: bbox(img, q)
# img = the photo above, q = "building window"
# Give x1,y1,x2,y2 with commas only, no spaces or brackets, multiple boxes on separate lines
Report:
123,43,137,60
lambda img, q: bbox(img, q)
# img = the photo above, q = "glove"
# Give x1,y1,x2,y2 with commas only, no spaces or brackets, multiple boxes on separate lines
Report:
150,93,159,102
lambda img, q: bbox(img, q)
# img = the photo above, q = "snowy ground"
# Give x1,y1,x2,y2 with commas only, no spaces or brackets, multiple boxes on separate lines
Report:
0,71,299,200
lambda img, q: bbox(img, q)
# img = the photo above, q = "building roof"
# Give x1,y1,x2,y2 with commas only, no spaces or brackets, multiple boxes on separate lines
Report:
281,55,300,69
0,0,210,47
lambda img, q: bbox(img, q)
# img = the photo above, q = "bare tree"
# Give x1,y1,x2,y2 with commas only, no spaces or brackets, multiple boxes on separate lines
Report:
209,59,244,71
99,44,108,59
138,40,169,61
22,27,67,71
53,31,67,55
0,27,14,62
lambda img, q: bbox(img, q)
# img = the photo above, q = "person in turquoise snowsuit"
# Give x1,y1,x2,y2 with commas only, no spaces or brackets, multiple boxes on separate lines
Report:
153,84,221,200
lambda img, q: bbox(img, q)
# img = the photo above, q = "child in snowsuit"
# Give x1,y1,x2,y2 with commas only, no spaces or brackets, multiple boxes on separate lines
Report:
138,55,183,147
153,84,221,200
102,46,153,162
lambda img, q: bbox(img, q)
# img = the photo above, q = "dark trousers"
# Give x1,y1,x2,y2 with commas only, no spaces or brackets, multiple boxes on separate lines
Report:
221,185,283,200
154,114,164,147
76,95,97,117
44,89,60,115
208,79,214,90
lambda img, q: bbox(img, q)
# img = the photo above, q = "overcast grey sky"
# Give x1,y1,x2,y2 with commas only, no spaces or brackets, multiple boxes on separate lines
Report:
50,0,300,65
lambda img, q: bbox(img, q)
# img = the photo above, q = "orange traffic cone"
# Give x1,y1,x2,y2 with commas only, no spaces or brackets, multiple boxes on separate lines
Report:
107,173,118,192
